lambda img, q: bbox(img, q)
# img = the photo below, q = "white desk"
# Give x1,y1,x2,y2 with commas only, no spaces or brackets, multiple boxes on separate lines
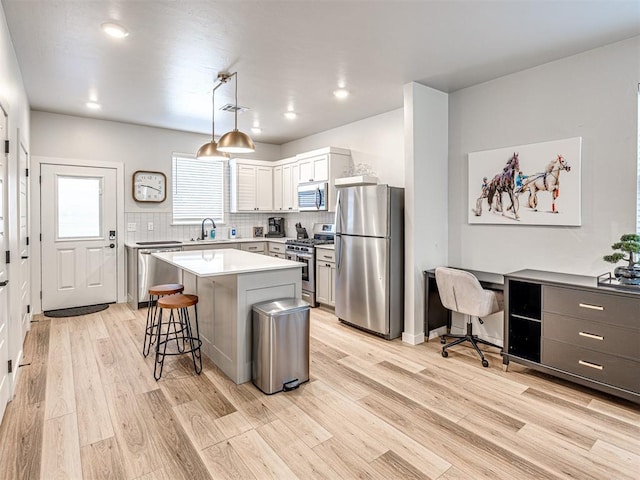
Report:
153,249,303,383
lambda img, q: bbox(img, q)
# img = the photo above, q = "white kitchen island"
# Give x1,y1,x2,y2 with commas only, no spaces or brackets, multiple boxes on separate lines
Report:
152,249,302,384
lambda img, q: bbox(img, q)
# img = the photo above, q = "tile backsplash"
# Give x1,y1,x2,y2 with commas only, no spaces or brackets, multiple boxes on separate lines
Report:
124,210,334,244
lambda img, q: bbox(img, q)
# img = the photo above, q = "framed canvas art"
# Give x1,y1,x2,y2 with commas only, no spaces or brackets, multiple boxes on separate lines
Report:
468,137,581,226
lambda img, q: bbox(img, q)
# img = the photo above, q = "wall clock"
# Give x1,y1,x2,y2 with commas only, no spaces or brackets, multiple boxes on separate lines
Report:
132,170,167,202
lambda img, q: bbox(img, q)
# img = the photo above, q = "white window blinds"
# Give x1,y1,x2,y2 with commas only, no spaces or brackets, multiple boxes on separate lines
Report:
172,154,224,224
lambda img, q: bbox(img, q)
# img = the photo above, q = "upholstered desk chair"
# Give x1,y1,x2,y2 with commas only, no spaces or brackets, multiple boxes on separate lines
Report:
435,267,503,367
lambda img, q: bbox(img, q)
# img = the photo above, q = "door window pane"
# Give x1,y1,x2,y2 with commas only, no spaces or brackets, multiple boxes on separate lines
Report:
58,176,101,238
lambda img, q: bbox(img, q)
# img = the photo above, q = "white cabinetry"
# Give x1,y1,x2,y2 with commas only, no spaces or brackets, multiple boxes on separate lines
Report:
182,243,240,251
273,165,283,211
241,242,266,254
230,159,273,212
296,147,351,212
315,247,336,307
272,157,297,212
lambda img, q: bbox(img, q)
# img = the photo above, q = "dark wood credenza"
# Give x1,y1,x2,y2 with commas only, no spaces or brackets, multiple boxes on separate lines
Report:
504,269,640,403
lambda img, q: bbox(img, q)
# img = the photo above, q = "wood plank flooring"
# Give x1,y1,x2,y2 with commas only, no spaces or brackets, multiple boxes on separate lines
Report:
1,303,638,479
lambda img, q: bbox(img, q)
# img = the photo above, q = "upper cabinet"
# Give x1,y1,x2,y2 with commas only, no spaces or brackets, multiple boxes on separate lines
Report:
230,159,274,212
229,148,351,214
296,147,352,212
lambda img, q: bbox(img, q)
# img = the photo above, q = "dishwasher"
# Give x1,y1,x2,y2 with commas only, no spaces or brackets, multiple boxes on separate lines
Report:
126,242,183,309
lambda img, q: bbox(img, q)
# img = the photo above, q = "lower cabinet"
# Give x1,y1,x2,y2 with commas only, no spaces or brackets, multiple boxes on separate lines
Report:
315,248,335,307
240,242,266,255
182,243,240,251
505,270,640,403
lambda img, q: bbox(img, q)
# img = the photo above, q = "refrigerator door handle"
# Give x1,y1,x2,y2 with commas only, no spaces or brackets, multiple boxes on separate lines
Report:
335,235,342,272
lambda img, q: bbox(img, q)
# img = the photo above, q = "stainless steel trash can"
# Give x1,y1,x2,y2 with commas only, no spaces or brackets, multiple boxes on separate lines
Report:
252,298,310,394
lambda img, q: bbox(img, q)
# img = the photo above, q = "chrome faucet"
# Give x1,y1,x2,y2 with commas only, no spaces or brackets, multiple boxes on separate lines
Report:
200,218,216,240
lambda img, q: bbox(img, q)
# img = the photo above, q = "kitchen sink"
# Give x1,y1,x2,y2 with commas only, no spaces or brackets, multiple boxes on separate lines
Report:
136,240,182,246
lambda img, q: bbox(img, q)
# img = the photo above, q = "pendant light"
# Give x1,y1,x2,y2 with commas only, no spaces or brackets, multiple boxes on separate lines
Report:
196,78,230,160
217,72,256,154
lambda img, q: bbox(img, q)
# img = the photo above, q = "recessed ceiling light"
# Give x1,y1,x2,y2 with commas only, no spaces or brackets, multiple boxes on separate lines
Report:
284,111,297,120
101,22,129,38
333,88,349,99
85,101,102,110
251,127,262,134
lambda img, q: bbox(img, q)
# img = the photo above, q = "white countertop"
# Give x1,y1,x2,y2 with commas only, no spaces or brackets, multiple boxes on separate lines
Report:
152,248,302,277
125,237,292,249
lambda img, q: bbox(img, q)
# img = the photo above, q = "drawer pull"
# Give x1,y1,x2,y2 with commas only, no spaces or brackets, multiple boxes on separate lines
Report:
579,331,604,341
578,303,604,311
578,360,603,371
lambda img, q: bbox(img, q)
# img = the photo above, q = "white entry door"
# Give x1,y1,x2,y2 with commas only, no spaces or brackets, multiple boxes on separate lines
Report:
41,164,118,310
0,102,10,419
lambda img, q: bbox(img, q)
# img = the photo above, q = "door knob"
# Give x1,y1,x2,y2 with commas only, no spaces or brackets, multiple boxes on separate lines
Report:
105,243,115,249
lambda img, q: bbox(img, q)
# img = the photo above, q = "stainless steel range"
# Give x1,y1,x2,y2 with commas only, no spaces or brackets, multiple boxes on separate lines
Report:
286,223,334,306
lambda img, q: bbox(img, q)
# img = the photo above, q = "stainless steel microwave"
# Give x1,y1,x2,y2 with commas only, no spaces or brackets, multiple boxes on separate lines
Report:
297,181,328,211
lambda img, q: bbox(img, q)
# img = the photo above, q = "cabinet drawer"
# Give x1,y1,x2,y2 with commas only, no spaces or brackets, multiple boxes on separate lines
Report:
241,242,265,253
543,286,639,328
316,249,335,263
268,243,285,254
543,312,639,360
542,338,640,393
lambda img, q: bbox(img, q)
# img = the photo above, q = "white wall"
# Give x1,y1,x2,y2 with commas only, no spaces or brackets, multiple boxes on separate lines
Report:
403,83,449,344
448,36,640,276
281,109,405,187
1,2,31,403
30,111,283,213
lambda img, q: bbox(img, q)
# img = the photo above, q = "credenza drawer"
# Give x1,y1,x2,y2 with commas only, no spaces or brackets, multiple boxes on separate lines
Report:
543,286,639,328
542,338,640,393
543,312,639,360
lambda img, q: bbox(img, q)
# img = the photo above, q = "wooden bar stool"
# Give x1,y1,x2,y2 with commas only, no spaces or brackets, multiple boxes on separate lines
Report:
143,283,184,357
153,293,202,380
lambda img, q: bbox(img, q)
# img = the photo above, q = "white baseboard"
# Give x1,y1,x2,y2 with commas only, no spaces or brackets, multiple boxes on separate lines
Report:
402,331,425,345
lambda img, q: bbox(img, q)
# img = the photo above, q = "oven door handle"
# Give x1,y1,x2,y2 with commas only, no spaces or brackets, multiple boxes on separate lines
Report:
296,252,314,260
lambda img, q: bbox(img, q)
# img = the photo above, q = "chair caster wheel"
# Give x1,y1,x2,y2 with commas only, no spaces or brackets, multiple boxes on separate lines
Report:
482,359,489,368
442,350,448,358
440,337,446,344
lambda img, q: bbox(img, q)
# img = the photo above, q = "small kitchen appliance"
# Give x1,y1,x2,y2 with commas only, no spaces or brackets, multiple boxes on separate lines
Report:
266,217,285,238
286,223,335,306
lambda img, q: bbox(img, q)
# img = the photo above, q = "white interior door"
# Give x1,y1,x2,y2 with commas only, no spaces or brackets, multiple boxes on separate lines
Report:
0,103,10,419
41,164,117,310
18,141,30,337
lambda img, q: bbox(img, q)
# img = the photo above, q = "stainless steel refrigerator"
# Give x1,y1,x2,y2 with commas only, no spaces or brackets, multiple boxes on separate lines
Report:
334,184,404,339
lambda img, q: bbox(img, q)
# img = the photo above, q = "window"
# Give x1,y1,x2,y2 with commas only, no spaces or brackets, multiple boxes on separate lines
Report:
57,176,101,238
172,154,224,224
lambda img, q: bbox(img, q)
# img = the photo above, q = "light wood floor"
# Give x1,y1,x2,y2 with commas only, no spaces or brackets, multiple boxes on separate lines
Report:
1,303,639,479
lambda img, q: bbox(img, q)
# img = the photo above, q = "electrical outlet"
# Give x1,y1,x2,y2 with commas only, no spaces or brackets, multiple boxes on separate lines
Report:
127,222,137,232
147,222,154,231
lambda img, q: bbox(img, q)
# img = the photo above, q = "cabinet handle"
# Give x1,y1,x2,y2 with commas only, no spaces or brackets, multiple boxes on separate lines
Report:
326,263,332,267
579,303,604,311
578,360,603,371
579,331,604,341
322,255,332,259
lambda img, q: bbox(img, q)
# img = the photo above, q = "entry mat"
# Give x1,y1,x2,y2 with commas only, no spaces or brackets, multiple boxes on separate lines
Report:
44,303,109,318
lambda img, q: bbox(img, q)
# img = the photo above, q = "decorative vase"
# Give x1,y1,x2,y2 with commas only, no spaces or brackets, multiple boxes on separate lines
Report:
613,265,640,285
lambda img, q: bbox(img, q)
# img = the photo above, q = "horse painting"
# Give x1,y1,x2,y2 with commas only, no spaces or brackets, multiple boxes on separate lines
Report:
483,152,520,220
520,154,571,213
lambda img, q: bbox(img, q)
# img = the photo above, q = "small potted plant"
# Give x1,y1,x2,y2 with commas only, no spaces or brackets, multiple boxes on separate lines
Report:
603,233,640,285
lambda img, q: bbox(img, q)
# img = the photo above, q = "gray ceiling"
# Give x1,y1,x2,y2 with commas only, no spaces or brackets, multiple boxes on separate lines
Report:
3,0,640,145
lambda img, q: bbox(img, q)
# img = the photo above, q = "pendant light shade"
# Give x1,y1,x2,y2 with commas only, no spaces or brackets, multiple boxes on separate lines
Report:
218,129,255,153
216,71,255,153
196,140,229,160
196,79,230,160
